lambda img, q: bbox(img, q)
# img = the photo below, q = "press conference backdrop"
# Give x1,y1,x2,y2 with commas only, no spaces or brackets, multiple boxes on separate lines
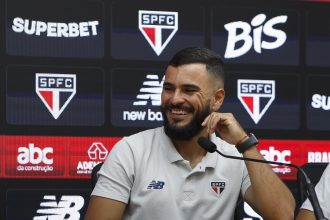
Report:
1,0,330,219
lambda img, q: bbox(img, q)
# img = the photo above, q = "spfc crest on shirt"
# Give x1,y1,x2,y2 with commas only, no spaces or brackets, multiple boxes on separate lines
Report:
138,10,178,56
211,181,226,196
36,73,76,119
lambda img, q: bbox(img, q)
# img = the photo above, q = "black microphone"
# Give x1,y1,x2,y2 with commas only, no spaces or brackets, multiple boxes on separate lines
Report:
197,137,328,220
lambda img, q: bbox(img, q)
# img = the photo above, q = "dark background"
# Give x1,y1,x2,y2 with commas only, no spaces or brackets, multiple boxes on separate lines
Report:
1,0,330,219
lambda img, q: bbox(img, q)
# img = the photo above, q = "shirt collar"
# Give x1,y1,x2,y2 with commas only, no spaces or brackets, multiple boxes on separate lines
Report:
161,128,219,168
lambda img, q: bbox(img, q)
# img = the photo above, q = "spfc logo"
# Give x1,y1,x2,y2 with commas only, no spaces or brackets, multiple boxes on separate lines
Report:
36,73,76,119
139,10,178,56
237,79,275,124
211,181,226,196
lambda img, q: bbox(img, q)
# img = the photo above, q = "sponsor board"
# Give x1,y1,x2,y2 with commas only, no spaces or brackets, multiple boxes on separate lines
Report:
307,75,330,130
6,0,104,58
6,189,90,220
69,137,120,177
221,72,300,130
111,69,164,127
303,141,330,163
6,65,104,126
111,4,204,60
306,10,330,67
4,136,65,177
2,135,121,179
258,140,303,179
211,7,299,65
1,135,330,179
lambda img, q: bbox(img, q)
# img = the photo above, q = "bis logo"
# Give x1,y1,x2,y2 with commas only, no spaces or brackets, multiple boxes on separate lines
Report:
139,10,178,56
237,79,275,124
36,73,76,119
224,13,288,59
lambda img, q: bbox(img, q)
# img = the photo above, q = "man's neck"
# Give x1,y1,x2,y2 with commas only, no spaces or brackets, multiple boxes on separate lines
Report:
171,132,208,169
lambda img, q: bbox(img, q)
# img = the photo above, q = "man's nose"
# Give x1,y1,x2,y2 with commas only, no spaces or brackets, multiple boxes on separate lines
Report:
170,90,185,105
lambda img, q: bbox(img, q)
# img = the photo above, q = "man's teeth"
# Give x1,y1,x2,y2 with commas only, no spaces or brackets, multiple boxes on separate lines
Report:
171,109,187,115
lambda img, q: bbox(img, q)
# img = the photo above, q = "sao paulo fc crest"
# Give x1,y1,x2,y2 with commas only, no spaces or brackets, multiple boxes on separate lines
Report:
139,10,178,56
237,79,275,124
211,181,226,196
36,73,76,119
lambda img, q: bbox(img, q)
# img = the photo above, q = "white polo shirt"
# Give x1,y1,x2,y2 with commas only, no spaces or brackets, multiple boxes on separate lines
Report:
300,163,330,219
92,127,251,220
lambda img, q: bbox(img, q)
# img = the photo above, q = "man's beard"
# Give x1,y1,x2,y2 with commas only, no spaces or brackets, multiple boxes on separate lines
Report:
161,101,211,140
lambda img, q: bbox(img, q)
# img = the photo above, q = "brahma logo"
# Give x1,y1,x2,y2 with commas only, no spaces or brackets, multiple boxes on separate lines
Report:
139,10,178,56
17,143,54,173
238,79,275,124
34,195,84,220
36,73,76,119
224,13,288,59
76,142,108,175
308,151,330,163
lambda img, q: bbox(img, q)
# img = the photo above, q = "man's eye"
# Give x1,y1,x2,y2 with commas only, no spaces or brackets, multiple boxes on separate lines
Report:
185,88,197,92
163,86,173,91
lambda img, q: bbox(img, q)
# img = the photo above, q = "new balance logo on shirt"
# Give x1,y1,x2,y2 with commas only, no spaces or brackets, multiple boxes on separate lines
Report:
147,180,165,189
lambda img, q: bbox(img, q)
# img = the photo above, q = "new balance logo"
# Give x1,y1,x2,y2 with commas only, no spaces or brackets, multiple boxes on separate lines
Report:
133,74,164,106
36,73,76,119
237,79,275,124
33,195,84,220
139,10,178,56
147,180,165,189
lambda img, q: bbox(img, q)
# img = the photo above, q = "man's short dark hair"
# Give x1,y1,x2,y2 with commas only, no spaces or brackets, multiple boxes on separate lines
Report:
168,46,225,87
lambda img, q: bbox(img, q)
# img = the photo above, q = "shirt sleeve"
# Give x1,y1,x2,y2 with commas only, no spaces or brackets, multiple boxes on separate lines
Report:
91,138,135,204
300,163,330,218
241,163,251,197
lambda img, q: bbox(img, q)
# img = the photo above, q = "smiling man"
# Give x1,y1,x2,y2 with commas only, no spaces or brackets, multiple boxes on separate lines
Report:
85,47,295,220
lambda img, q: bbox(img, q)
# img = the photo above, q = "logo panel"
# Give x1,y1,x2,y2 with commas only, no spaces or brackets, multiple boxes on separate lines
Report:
69,137,121,178
6,65,104,126
306,10,330,67
258,140,303,179
36,73,76,119
211,7,299,65
139,10,178,56
307,75,330,130
303,141,330,163
111,69,164,127
237,79,275,124
111,4,204,60
220,72,300,130
6,0,104,58
4,136,64,177
6,189,89,220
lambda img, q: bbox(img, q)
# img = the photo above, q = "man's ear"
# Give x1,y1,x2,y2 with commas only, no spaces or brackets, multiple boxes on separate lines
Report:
211,88,225,111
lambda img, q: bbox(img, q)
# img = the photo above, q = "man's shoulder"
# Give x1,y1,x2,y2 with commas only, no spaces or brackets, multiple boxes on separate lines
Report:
117,127,165,151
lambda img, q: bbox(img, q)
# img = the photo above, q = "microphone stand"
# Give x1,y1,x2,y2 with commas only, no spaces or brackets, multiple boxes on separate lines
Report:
198,137,328,220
